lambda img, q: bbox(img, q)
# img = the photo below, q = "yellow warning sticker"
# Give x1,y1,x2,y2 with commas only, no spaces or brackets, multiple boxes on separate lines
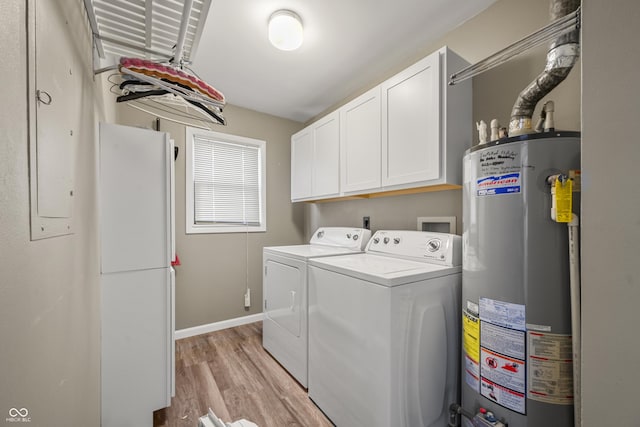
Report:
555,178,573,223
463,311,480,363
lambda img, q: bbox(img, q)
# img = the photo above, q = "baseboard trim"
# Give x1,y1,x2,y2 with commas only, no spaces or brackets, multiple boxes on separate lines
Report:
175,313,265,340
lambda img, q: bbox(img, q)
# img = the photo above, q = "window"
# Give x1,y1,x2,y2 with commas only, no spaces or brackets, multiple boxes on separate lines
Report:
186,127,266,234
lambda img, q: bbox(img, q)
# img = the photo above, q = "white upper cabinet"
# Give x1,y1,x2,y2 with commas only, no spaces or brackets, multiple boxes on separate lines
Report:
381,52,441,187
340,87,382,193
291,127,313,201
378,47,472,191
312,112,340,197
291,46,471,201
291,111,340,201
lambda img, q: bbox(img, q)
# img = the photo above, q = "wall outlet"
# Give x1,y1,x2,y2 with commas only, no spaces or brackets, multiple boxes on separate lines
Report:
244,289,251,308
363,216,370,230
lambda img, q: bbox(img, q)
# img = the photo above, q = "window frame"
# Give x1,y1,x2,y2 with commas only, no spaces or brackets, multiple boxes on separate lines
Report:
185,127,267,234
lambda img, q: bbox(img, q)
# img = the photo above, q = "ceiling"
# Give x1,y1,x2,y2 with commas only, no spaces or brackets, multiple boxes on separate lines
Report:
192,0,497,123
86,0,497,124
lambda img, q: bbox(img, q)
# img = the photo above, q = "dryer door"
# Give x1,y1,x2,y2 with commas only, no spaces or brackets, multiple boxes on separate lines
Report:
264,257,304,337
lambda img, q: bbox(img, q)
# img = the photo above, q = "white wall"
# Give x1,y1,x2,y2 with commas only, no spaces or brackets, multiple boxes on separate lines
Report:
0,0,113,425
581,1,640,425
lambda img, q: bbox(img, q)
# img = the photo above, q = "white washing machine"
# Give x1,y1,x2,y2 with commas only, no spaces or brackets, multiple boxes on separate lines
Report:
262,227,371,388
308,230,461,427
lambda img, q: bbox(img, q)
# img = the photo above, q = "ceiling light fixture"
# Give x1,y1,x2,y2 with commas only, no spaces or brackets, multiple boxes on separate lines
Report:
268,10,303,51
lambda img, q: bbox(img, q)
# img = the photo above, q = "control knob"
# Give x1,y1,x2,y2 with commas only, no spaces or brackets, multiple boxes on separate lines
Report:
427,238,441,252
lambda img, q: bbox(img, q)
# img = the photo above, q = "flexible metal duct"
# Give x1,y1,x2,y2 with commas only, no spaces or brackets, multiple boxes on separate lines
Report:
509,0,580,136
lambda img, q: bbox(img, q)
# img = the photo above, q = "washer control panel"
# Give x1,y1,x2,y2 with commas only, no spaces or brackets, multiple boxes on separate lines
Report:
366,230,461,266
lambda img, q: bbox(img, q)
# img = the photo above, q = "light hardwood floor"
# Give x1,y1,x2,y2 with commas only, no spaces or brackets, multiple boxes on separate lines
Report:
154,322,333,427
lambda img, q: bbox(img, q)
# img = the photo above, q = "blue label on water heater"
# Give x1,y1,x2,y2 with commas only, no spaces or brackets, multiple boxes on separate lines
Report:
476,173,521,196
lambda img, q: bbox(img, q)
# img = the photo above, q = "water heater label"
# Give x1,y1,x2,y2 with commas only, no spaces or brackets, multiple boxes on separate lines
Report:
463,311,480,362
481,321,525,360
479,298,526,331
527,332,574,405
481,348,525,393
465,355,480,393
476,173,521,196
478,298,527,414
480,377,526,414
463,311,481,392
479,319,527,414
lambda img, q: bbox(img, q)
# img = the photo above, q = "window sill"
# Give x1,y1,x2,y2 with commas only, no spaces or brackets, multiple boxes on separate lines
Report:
186,224,266,234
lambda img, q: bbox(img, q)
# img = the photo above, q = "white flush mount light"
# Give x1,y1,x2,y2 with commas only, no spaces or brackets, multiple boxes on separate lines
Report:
268,10,303,51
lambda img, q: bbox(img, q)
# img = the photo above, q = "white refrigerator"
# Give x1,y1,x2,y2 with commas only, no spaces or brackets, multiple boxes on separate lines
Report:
99,123,175,427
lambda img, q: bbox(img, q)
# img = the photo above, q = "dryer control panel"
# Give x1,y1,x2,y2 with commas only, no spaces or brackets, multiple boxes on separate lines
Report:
366,230,461,266
309,227,372,250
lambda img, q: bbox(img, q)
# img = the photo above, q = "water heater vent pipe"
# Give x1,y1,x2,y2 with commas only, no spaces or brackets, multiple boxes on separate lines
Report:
509,0,580,136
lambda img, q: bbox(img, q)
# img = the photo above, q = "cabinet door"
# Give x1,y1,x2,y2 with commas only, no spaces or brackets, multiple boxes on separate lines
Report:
101,268,170,426
382,52,441,187
100,124,171,274
291,127,313,200
312,111,340,197
340,87,381,193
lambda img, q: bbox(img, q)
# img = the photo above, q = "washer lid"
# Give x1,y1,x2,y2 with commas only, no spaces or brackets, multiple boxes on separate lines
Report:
309,253,461,287
263,244,360,261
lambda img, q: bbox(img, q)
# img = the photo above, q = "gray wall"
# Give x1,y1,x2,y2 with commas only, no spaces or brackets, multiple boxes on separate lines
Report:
306,190,463,238
0,0,112,425
117,105,305,330
581,1,640,425
306,0,580,237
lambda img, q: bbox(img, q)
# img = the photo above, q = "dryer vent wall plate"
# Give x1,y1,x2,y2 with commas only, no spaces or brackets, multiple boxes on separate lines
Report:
417,216,456,234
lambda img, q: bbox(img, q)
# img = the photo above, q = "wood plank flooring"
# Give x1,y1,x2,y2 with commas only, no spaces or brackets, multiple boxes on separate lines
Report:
153,322,333,427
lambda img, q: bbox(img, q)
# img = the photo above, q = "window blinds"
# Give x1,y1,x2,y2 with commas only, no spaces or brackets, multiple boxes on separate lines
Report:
193,136,261,225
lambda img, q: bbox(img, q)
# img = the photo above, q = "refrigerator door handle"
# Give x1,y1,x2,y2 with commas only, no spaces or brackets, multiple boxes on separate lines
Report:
169,138,176,264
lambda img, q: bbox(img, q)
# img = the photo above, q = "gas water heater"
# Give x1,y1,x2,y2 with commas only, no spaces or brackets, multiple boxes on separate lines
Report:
459,133,580,427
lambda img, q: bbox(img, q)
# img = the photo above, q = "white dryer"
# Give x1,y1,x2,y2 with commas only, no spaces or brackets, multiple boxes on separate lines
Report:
308,230,461,427
262,227,371,388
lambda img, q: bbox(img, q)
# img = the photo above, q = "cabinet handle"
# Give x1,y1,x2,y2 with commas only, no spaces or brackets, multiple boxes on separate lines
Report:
290,291,296,311
36,89,52,105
